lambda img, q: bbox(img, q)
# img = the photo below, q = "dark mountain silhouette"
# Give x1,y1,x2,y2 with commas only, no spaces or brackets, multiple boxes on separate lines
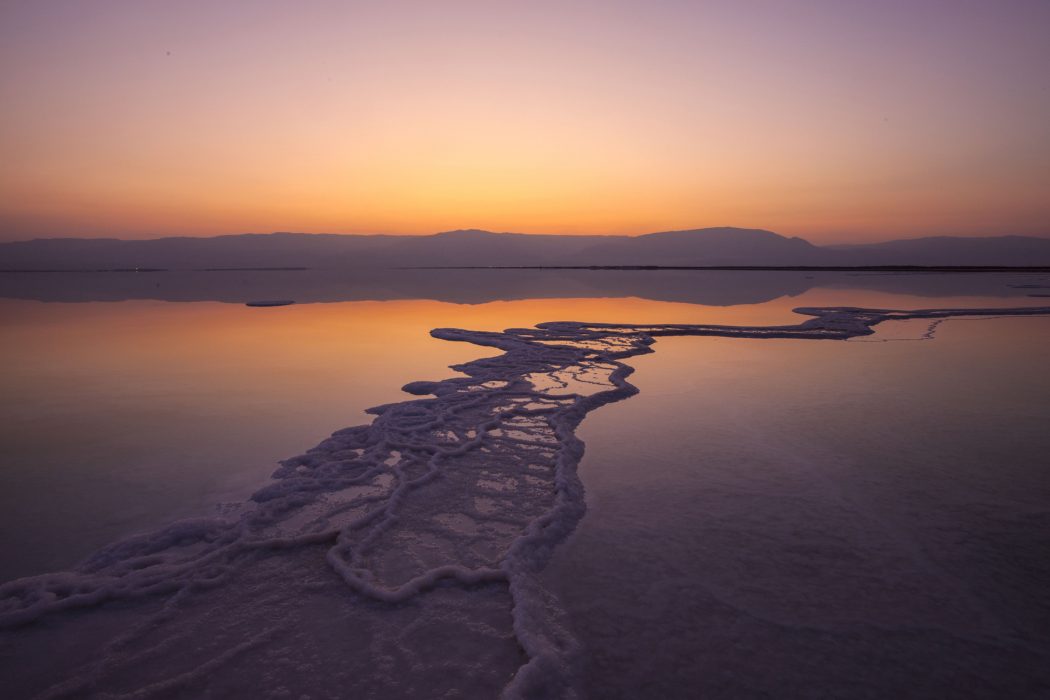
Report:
374,229,622,267
576,228,830,266
2,227,1049,270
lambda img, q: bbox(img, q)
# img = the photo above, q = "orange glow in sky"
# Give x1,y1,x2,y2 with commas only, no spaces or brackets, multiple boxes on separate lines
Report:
1,1,1048,243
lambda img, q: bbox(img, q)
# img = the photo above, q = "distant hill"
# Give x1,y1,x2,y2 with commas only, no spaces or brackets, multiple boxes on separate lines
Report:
2,227,1049,269
577,228,830,266
827,235,1050,266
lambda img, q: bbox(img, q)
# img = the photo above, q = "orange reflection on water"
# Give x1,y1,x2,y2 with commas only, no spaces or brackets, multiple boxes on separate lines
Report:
1,291,1046,581
1,294,806,579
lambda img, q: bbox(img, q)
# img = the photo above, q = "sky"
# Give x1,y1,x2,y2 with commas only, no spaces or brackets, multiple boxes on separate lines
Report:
1,0,1048,244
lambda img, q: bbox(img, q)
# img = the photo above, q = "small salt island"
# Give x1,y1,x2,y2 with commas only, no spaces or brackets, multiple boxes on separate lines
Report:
245,299,295,307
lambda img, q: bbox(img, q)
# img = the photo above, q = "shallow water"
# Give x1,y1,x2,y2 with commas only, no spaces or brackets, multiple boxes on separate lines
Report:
10,272,1046,581
0,270,1048,698
2,294,791,581
543,317,1050,697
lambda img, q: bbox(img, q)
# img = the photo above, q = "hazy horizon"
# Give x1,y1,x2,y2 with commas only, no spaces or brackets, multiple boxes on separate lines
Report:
3,1,1049,244
5,225,1050,246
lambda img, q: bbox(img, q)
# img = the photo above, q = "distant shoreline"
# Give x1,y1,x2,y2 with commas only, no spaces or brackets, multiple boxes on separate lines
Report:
402,265,1050,272
0,267,309,273
4,265,1050,274
5,230,1050,270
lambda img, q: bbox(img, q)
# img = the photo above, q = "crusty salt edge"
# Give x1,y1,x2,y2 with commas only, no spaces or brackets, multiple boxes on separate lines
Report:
1,305,1047,699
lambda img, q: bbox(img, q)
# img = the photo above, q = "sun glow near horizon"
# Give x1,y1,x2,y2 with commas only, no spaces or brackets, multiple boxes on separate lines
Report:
1,0,1048,243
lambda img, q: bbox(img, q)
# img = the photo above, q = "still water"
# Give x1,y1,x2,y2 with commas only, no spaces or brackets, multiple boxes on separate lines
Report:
1,269,1048,697
0,294,767,580
545,316,1050,697
0,270,1046,581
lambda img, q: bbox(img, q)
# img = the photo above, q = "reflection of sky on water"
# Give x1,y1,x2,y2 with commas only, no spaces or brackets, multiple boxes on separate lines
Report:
543,316,1050,697
0,272,1047,582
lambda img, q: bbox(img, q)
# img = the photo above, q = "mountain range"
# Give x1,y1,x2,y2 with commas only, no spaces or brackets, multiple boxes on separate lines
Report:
2,227,1050,269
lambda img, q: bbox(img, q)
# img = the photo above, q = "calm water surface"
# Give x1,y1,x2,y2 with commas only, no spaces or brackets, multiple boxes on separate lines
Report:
1,270,1049,697
0,270,1047,587
0,295,737,580
544,316,1050,697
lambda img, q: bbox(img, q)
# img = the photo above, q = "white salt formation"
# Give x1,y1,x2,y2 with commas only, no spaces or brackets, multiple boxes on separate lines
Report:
1,305,1048,699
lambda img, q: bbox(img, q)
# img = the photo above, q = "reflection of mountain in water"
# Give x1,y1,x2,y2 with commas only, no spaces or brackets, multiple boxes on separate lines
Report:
1,268,1045,306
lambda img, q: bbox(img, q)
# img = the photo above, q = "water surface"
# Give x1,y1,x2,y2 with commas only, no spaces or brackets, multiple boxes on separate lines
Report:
2,270,1046,581
1,270,1048,697
544,316,1050,697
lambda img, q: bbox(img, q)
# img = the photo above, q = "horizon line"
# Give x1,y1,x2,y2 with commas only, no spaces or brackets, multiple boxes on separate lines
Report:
5,226,1050,246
